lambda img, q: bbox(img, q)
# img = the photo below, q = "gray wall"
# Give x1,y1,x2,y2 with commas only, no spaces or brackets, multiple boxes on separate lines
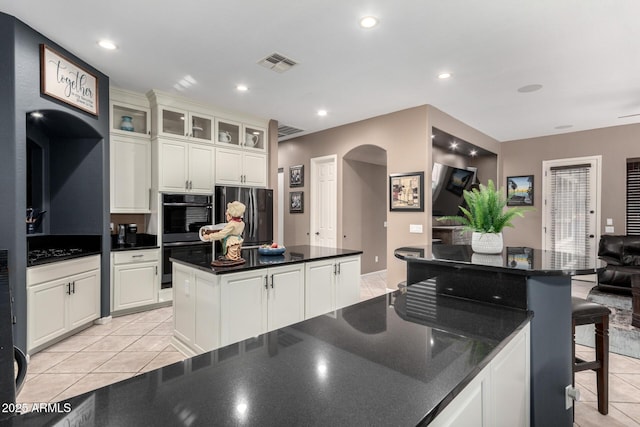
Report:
500,123,640,248
1,12,110,351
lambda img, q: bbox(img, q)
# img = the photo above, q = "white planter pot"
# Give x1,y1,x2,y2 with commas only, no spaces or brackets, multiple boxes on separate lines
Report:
471,253,504,266
471,232,504,254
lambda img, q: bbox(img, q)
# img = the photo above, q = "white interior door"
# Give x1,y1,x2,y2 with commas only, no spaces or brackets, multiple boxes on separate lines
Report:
542,156,601,265
310,155,337,248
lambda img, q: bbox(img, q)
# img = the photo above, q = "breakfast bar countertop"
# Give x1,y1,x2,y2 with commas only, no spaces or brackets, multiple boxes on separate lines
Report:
4,289,531,426
170,244,363,275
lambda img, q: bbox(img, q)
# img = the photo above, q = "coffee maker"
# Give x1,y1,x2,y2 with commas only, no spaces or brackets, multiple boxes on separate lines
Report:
125,224,137,245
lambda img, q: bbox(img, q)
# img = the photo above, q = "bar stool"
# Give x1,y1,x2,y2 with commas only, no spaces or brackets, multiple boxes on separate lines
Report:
571,296,611,415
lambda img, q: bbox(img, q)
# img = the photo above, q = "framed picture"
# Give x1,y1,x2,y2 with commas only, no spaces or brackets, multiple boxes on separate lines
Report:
290,191,304,213
506,175,534,206
40,45,99,116
289,165,304,187
389,172,424,212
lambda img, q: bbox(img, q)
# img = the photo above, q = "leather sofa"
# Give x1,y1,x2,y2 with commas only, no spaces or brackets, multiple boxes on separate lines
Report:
597,235,640,295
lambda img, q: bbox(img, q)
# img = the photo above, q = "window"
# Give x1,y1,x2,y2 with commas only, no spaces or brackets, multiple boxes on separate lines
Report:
627,160,640,235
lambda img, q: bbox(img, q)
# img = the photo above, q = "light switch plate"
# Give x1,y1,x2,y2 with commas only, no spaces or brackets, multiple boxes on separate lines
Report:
606,218,613,226
409,224,423,233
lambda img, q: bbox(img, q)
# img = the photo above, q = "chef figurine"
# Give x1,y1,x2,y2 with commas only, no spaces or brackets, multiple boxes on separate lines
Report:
200,201,246,263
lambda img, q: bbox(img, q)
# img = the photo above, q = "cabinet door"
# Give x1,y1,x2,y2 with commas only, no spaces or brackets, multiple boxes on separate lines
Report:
113,261,158,312
215,147,243,186
173,265,195,345
188,112,213,143
194,272,220,353
27,279,68,351
243,152,267,187
268,265,304,331
335,256,361,310
220,270,268,346
68,270,100,329
159,140,189,192
242,125,266,151
110,136,150,213
188,143,215,193
215,118,242,148
111,101,150,137
158,106,188,138
305,260,335,319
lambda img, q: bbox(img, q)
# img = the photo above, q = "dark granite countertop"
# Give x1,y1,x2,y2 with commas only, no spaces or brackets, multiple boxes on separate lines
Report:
395,244,605,276
170,245,363,275
27,235,101,266
110,233,159,252
3,286,531,426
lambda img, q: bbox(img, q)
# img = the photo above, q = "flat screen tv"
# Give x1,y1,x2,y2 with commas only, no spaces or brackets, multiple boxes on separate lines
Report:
432,163,475,216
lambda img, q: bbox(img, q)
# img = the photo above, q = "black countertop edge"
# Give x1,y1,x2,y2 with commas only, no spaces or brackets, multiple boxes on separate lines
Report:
110,233,158,251
171,245,363,275
420,316,532,425
395,245,604,277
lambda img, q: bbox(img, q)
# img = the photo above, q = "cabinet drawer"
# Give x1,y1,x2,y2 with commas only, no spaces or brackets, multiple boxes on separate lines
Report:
27,255,100,287
113,249,159,265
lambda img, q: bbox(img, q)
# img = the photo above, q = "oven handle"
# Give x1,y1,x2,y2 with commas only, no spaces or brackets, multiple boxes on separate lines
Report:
162,241,211,247
163,203,212,208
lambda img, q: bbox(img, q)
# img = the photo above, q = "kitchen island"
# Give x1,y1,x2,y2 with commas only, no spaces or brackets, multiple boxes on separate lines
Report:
3,286,530,426
395,244,605,427
169,245,363,355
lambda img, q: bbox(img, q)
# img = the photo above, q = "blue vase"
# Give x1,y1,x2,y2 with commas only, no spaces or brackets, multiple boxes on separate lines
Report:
120,116,134,132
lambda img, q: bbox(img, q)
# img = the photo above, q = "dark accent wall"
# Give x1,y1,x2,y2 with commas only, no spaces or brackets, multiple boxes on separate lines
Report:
0,12,110,352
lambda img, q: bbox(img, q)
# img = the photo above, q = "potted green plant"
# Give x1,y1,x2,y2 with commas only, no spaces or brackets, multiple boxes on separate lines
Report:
438,179,530,254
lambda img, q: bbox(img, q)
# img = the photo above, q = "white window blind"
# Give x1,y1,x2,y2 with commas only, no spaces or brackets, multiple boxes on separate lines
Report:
628,161,640,235
549,164,592,261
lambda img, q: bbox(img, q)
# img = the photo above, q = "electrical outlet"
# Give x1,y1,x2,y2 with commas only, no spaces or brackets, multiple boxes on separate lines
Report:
375,256,379,263
409,224,423,233
606,218,613,226
605,226,614,233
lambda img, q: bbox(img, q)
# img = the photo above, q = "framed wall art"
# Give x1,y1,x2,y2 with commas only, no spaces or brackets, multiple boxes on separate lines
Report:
289,165,304,187
506,175,534,206
389,172,424,212
40,45,99,116
290,191,303,213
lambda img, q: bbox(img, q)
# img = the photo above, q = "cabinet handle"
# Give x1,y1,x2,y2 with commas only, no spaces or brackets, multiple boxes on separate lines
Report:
264,275,269,290
270,274,274,289
67,283,71,295
190,181,193,189
72,281,76,294
337,263,341,275
185,180,189,190
155,265,158,275
132,254,144,258
333,264,337,275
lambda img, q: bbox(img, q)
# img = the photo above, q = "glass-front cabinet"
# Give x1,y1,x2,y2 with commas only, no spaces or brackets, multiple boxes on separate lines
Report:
215,119,266,152
158,106,213,143
110,101,151,137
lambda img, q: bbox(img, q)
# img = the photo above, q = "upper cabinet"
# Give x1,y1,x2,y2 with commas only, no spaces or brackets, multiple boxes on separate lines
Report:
216,119,266,152
156,106,213,143
110,88,152,213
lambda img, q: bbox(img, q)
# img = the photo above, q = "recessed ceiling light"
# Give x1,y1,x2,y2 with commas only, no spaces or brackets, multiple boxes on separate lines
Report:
236,84,248,92
317,110,328,117
30,112,43,118
359,16,379,29
470,149,478,157
438,72,452,79
517,84,543,93
98,40,117,50
450,142,458,150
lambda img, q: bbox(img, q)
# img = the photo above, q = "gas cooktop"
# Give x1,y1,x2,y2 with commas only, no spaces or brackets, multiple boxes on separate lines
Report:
28,248,91,266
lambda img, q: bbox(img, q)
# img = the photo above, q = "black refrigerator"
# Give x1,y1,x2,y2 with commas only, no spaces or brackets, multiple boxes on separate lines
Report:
215,186,273,247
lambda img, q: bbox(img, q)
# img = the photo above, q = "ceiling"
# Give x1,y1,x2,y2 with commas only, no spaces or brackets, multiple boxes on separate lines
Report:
2,1,640,142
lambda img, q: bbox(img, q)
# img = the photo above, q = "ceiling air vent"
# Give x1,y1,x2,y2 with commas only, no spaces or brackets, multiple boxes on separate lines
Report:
278,124,304,138
258,52,298,73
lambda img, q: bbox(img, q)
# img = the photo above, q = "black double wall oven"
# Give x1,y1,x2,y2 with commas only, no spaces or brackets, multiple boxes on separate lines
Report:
161,194,212,288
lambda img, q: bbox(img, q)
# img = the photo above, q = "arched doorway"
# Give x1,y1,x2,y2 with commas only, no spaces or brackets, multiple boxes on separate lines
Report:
342,145,387,274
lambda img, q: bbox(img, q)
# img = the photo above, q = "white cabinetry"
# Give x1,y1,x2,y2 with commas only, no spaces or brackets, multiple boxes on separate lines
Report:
27,256,101,353
219,264,304,346
305,256,361,319
111,249,160,313
429,324,530,427
154,105,214,143
156,138,214,193
215,147,266,187
110,88,152,213
215,118,266,152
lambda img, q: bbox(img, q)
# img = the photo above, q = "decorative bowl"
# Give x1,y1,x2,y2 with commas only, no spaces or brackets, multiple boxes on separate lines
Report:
258,246,286,256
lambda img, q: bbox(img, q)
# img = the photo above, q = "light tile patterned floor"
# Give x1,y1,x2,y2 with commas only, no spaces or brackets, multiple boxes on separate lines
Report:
16,273,640,425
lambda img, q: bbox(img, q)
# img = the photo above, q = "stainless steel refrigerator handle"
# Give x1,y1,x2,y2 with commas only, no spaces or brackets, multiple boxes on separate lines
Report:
162,241,211,247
